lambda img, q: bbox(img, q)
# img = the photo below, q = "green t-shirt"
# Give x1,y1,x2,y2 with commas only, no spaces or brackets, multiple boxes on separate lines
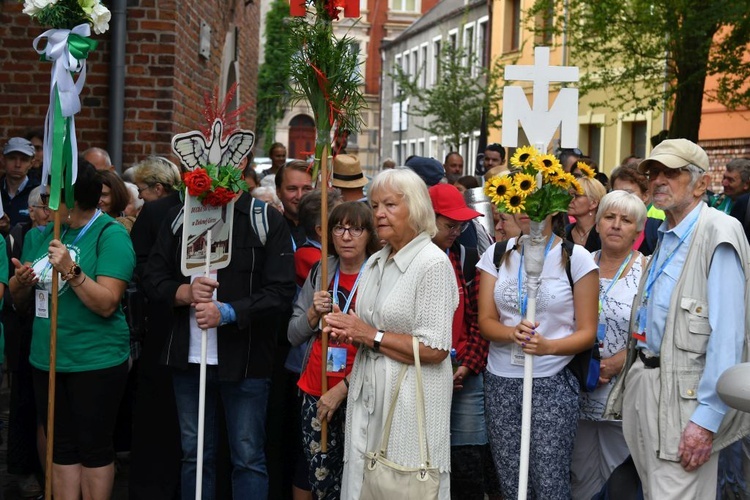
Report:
0,237,8,363
23,214,135,372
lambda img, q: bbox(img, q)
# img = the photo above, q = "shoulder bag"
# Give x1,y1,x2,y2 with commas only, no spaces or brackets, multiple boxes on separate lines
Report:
359,336,440,500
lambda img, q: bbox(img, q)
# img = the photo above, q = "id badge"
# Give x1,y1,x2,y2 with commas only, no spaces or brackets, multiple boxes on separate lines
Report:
511,343,526,366
35,290,49,318
632,305,648,342
597,323,607,349
326,346,348,375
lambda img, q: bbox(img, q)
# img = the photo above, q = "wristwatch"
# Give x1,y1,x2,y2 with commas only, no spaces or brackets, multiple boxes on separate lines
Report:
373,330,385,352
62,263,82,281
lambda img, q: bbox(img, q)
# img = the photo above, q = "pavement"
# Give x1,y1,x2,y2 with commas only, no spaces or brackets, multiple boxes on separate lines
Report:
0,382,129,499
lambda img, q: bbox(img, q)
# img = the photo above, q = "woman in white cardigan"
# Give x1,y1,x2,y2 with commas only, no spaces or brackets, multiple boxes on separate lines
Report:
325,168,458,499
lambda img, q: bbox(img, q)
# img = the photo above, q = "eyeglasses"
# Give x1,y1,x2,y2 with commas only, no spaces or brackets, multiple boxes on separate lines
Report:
561,148,584,156
137,184,155,195
646,166,690,180
32,205,50,215
332,225,365,237
440,220,470,234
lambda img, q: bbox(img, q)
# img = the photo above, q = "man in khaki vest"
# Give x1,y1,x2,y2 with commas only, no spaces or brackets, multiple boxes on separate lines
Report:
605,139,750,499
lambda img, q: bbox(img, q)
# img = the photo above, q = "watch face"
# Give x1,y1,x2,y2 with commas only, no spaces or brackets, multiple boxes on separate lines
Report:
73,265,82,276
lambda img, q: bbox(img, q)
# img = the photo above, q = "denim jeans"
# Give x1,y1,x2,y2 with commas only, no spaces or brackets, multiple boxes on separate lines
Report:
173,364,271,500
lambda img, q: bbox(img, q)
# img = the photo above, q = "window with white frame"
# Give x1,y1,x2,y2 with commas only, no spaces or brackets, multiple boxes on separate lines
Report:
429,136,438,158
391,0,418,12
418,138,425,157
432,37,441,85
477,18,488,69
411,48,418,80
463,24,475,67
403,51,410,77
420,44,428,88
448,30,458,52
393,54,402,96
349,41,363,83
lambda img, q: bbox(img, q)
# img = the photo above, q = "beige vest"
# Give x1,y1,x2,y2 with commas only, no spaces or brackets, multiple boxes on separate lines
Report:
604,204,750,461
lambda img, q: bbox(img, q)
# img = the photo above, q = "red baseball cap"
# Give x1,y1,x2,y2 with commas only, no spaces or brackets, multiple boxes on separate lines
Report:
429,184,483,222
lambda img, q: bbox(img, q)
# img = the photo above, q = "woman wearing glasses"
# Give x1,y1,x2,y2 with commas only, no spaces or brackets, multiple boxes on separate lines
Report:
132,156,181,202
566,176,607,252
325,168,458,499
287,201,380,499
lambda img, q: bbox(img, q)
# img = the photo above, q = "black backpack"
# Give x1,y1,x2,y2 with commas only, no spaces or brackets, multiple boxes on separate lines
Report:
493,238,601,392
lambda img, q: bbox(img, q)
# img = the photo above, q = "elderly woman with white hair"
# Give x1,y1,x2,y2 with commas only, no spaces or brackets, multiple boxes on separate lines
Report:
571,190,648,499
324,168,458,499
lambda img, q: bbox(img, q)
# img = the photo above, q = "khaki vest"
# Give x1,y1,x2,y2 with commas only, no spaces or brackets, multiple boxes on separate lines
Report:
604,204,750,461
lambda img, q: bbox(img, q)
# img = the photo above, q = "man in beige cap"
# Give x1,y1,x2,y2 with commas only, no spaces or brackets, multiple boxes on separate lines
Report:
331,154,367,202
605,138,750,499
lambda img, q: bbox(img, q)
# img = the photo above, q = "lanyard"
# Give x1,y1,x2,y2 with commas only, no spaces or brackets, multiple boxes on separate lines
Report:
596,249,633,314
40,209,102,282
643,215,698,302
291,235,298,252
332,262,365,314
517,235,555,315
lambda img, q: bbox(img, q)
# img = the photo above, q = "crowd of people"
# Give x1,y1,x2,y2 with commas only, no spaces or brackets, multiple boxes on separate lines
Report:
0,133,748,500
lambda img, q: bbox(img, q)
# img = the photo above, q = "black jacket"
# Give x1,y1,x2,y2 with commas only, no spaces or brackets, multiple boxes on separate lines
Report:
144,193,296,381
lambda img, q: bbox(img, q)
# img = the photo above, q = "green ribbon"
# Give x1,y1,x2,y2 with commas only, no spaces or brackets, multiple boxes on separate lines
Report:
48,87,75,211
67,33,98,60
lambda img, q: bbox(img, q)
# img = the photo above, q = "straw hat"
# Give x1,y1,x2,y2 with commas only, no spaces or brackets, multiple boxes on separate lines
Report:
332,154,368,188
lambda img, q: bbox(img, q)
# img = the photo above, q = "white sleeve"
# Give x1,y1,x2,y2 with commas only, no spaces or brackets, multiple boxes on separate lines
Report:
570,244,599,283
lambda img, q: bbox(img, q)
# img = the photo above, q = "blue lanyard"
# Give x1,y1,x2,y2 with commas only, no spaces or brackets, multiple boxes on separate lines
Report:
643,215,698,302
40,209,102,281
517,235,555,315
332,262,365,314
596,250,633,313
291,235,298,252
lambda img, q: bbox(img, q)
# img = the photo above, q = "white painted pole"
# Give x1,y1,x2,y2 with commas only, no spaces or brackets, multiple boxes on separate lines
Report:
518,147,547,500
195,229,212,500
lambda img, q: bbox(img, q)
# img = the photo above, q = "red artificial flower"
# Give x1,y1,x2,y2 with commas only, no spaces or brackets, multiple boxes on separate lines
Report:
204,186,236,207
183,168,212,196
324,0,343,20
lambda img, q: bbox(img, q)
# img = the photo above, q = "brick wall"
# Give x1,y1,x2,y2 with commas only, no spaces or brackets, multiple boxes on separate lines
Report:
0,0,259,170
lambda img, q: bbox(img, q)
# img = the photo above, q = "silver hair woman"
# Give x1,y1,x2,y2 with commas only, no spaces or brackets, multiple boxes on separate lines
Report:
324,167,457,499
571,189,648,499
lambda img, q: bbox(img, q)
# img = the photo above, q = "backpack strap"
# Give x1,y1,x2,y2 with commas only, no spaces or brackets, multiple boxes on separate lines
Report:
249,197,269,246
459,244,479,285
492,240,510,270
744,196,750,237
561,239,575,289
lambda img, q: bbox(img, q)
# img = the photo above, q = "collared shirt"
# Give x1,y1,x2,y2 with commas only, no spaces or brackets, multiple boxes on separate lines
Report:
643,202,746,432
710,193,733,214
2,176,37,226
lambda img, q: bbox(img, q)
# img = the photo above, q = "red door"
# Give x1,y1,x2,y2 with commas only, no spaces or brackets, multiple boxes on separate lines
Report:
289,114,316,160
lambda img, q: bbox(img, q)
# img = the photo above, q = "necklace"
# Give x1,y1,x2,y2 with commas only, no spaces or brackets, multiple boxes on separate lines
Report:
573,223,593,244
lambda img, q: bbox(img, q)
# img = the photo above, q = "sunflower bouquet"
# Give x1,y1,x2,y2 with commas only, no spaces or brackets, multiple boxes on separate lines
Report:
484,145,583,222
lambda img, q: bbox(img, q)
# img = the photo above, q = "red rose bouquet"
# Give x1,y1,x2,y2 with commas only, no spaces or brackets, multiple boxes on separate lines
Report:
179,163,246,207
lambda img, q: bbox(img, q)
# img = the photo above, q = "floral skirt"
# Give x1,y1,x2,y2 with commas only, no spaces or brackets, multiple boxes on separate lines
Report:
301,391,346,500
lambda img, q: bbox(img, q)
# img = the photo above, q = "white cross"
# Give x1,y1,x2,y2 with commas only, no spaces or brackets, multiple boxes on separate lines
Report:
502,46,580,150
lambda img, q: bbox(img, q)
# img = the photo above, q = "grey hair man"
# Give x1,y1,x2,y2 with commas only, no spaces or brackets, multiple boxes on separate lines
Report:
709,158,750,214
83,147,113,171
605,138,750,499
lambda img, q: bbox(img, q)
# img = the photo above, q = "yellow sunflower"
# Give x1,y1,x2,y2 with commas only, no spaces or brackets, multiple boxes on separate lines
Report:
503,188,527,214
513,172,537,196
485,176,513,204
550,169,570,188
534,154,561,174
509,145,538,169
569,176,585,195
576,161,596,179
544,165,565,184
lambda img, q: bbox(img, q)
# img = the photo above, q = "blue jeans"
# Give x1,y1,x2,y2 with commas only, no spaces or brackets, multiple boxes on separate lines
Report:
173,365,271,500
450,371,488,446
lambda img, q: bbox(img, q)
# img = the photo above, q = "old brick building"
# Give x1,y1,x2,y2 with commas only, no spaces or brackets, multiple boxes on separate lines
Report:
1,0,260,172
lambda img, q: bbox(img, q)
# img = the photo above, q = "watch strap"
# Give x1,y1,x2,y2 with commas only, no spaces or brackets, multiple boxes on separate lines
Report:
373,330,385,352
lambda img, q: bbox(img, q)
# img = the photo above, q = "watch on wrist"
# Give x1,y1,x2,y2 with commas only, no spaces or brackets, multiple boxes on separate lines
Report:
373,330,385,352
62,263,82,281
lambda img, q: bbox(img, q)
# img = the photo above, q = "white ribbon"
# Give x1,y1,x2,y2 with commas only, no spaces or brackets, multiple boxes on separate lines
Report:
33,24,91,187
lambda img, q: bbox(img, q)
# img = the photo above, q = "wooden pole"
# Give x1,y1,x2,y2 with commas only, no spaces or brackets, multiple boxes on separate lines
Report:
44,209,61,500
319,144,330,453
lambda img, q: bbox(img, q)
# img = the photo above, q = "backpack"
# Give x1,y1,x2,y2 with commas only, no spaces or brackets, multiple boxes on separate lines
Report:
458,244,479,286
493,238,601,392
